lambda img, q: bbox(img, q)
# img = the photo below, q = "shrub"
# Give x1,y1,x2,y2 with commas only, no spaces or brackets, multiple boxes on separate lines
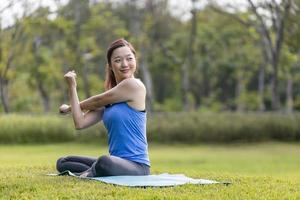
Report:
147,112,300,143
1,113,300,144
0,114,75,143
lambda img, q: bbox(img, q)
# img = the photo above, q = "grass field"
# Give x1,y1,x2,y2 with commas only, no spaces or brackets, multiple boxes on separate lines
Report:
0,142,299,199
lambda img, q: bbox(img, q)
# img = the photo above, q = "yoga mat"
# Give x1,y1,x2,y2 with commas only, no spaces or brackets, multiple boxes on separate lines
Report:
48,171,231,187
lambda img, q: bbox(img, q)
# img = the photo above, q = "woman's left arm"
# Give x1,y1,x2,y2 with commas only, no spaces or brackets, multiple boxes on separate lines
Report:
79,78,144,110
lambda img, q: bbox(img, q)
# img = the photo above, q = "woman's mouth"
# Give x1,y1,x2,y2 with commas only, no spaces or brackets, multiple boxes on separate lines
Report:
120,69,130,73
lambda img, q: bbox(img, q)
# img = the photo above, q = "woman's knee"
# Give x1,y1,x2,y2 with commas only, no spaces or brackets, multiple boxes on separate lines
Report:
93,155,113,176
56,157,66,172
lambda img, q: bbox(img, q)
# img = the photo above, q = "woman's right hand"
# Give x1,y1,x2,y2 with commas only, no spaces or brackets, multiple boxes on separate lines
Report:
64,70,77,88
59,104,71,115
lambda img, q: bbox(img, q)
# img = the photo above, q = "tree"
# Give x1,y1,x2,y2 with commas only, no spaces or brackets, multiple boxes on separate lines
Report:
155,0,198,111
0,1,25,113
115,0,155,111
211,0,292,111
282,0,300,112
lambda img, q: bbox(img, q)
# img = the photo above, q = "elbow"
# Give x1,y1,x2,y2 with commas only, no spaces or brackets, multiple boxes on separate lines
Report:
75,123,85,130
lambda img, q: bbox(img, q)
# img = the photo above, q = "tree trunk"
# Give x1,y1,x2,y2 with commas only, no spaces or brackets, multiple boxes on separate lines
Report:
285,73,293,113
34,67,51,113
0,18,23,113
33,37,50,113
249,0,291,110
139,46,153,111
181,61,190,111
236,72,245,112
74,2,87,99
0,44,15,113
182,1,197,111
0,78,9,113
203,46,211,99
82,63,91,98
270,59,280,110
61,61,69,103
258,39,268,112
128,0,154,112
258,63,265,112
0,27,9,113
37,79,50,112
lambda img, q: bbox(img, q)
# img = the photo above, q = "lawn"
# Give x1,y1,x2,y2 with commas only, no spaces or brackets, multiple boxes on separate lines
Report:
0,142,299,199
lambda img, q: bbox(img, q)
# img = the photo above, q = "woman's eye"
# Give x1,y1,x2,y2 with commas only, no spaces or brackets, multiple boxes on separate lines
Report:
114,59,121,63
127,57,133,61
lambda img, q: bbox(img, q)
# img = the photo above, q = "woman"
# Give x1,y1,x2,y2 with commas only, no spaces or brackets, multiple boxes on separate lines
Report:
56,39,150,177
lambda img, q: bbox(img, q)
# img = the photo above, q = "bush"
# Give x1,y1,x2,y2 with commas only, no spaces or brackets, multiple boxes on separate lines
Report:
0,114,75,143
1,113,300,144
147,112,300,143
0,114,108,144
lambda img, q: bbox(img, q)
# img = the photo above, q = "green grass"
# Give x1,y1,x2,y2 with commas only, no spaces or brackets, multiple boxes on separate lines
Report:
0,142,299,199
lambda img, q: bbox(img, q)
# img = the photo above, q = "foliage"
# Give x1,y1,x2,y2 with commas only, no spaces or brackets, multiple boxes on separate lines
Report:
0,0,300,113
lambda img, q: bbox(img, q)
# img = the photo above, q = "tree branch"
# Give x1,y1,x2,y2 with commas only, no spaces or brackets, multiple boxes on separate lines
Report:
158,42,183,66
0,0,15,15
274,0,291,58
247,0,274,54
210,4,253,27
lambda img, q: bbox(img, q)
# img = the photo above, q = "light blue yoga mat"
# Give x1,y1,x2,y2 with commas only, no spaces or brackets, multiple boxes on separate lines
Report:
48,171,230,187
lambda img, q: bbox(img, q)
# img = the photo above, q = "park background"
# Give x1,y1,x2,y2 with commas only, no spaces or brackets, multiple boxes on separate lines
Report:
0,0,299,199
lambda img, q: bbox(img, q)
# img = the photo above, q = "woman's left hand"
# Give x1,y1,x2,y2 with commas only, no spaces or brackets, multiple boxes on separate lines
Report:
64,70,77,88
59,104,71,115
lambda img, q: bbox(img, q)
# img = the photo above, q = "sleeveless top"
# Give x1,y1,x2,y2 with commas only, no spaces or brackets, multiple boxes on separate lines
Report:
103,102,150,166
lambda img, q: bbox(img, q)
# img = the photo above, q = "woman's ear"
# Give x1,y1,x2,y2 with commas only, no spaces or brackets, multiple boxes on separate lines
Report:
110,67,114,74
107,63,113,71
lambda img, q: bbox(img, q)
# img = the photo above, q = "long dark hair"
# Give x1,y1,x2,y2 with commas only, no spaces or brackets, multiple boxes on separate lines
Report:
104,38,137,90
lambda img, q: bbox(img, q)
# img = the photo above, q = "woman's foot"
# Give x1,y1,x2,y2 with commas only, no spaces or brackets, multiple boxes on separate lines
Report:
79,171,90,178
79,168,93,178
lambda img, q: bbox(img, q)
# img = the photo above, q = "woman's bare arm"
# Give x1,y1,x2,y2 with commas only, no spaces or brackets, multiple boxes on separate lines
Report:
60,77,145,114
64,71,104,130
68,86,104,129
79,78,144,110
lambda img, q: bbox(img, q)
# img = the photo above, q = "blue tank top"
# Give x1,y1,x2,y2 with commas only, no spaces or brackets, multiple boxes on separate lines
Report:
103,102,150,166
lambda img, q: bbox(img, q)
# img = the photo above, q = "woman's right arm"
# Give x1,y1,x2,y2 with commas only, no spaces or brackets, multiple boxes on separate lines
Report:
64,71,104,130
74,108,104,130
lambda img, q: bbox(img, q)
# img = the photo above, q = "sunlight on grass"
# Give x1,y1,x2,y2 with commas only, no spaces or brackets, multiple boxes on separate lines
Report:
0,142,299,199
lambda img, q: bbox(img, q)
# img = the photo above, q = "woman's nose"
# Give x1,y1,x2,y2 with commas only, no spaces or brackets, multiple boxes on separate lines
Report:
121,59,128,67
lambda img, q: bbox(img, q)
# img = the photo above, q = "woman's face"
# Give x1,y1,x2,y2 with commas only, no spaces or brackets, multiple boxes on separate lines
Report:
110,46,136,83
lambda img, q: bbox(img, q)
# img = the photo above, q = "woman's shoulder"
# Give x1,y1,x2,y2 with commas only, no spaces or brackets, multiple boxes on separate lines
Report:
119,78,146,92
118,78,146,111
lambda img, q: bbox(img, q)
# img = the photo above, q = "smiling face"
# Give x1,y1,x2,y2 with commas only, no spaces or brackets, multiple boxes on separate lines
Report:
110,46,137,83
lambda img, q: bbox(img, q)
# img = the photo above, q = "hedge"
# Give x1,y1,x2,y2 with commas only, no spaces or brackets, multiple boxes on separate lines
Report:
0,113,299,144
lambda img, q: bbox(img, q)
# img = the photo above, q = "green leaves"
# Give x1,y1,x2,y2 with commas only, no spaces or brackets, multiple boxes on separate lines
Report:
0,1,300,113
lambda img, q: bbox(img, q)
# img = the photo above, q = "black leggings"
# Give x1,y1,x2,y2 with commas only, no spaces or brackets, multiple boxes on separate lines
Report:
56,155,150,177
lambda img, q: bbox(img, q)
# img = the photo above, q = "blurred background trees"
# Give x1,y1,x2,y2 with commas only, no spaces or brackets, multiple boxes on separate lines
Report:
0,0,299,114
